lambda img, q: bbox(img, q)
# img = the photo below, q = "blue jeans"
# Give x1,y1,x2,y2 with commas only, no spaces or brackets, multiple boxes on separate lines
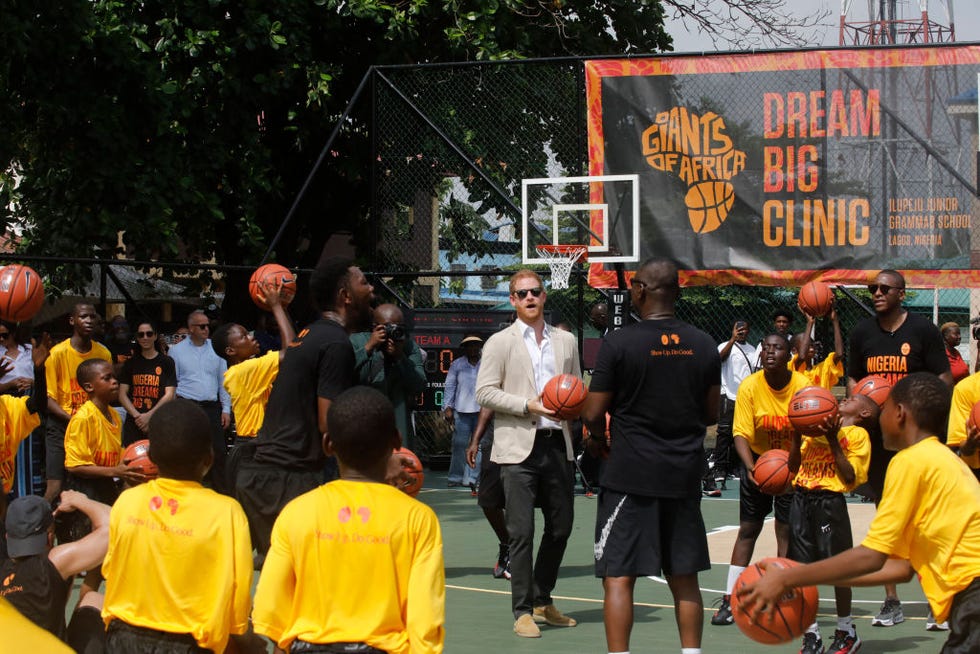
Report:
448,412,480,485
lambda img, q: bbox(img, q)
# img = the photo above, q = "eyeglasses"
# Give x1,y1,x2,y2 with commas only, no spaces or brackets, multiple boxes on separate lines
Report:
513,287,543,299
190,323,210,330
172,334,187,342
867,284,902,295
137,331,155,338
0,332,9,338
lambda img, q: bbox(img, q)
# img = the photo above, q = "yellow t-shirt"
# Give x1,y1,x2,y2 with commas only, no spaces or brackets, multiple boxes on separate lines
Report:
0,597,73,653
0,396,41,494
64,400,122,469
861,437,980,622
947,372,980,469
733,370,811,454
798,355,844,391
223,351,279,438
793,425,870,493
253,479,445,654
46,339,112,416
101,477,252,652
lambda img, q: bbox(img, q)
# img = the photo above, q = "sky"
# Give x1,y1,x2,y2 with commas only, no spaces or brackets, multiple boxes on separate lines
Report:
664,0,980,52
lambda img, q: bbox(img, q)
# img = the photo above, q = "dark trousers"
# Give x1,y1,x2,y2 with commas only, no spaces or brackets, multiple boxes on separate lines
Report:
708,395,735,479
500,430,574,617
187,399,228,495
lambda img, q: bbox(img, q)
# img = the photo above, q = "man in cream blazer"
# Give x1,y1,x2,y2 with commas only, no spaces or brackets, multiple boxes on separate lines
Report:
476,269,581,639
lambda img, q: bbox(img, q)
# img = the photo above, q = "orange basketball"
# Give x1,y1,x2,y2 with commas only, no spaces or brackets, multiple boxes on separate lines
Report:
797,281,833,317
685,180,735,234
752,449,793,495
968,399,980,432
788,386,839,436
853,374,892,408
542,374,588,420
730,557,819,644
396,447,424,497
248,264,296,310
0,264,45,323
122,439,159,479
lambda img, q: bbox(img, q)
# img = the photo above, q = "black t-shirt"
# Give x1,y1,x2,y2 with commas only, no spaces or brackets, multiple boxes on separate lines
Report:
589,318,721,498
847,312,950,385
0,554,70,639
254,319,355,470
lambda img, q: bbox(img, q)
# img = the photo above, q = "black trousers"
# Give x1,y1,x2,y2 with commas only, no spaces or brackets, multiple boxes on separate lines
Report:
105,620,208,653
708,395,736,479
500,429,574,617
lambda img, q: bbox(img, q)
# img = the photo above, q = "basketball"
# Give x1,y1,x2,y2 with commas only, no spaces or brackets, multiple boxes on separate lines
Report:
797,281,833,317
968,399,980,432
730,557,819,644
685,180,735,234
853,374,892,408
396,447,424,497
248,263,297,310
752,449,793,495
788,386,839,435
542,373,588,420
122,439,159,478
0,264,45,323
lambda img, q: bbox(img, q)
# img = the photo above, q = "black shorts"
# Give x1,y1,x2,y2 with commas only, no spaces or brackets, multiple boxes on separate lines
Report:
105,620,207,654
67,605,107,654
593,488,710,578
235,452,321,556
45,419,68,482
787,489,852,564
477,454,505,510
740,470,793,523
943,576,980,653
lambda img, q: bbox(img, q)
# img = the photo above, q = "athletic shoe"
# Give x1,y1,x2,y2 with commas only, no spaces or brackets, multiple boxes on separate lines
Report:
800,632,824,654
532,604,577,627
492,544,511,580
702,478,722,497
469,483,477,496
925,610,949,631
710,595,733,625
827,629,861,654
871,598,905,626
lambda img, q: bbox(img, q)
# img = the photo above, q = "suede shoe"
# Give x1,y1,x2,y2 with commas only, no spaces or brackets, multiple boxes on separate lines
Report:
532,604,577,627
514,613,541,638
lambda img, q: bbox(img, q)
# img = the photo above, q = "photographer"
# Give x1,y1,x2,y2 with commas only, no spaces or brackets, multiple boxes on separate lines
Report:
350,303,427,451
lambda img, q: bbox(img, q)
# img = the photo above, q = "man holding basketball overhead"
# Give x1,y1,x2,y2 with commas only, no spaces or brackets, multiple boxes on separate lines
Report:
846,268,951,627
476,269,581,639
582,257,721,654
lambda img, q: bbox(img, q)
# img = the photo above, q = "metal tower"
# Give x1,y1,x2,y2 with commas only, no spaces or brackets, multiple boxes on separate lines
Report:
839,0,956,45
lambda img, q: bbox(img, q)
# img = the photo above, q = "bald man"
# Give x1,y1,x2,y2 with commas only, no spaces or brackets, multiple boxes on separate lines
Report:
350,304,427,451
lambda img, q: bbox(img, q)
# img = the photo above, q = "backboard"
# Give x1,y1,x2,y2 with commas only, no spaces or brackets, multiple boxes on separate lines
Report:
520,174,640,265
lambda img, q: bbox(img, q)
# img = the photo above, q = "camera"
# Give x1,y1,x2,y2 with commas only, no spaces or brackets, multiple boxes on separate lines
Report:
382,323,407,342
971,316,980,341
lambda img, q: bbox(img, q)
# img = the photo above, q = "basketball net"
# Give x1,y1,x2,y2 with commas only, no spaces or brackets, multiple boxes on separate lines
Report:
535,245,588,290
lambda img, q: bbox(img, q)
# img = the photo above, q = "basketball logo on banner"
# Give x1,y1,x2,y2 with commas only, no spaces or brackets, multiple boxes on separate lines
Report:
641,107,746,234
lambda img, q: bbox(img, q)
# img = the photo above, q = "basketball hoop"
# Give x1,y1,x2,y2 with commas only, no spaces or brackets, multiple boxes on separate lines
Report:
535,244,588,290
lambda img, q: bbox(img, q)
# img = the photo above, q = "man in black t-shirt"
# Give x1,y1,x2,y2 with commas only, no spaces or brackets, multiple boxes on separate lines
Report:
583,258,721,654
846,268,951,628
233,256,375,562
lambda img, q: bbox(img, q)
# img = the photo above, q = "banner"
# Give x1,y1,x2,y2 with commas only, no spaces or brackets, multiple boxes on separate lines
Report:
586,46,980,287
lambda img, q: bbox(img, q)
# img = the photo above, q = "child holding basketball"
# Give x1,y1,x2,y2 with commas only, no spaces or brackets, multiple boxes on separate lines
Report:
790,307,844,391
252,386,445,653
786,393,876,654
211,279,295,442
740,373,980,653
100,398,258,653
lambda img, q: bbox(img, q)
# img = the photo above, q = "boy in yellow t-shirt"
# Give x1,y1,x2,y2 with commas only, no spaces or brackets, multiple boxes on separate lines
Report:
786,394,875,654
211,280,295,442
946,370,980,475
740,373,980,653
789,307,844,391
101,398,258,653
253,386,445,654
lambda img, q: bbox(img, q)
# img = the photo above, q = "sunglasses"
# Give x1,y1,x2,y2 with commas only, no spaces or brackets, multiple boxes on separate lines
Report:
190,323,210,329
0,332,9,338
137,331,155,338
867,284,902,295
513,287,543,299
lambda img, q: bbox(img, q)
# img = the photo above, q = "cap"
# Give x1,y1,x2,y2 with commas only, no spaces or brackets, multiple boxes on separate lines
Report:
460,335,483,346
5,495,53,557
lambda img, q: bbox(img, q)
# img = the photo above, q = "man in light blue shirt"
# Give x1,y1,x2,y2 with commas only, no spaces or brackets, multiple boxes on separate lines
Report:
443,334,483,488
169,309,231,493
